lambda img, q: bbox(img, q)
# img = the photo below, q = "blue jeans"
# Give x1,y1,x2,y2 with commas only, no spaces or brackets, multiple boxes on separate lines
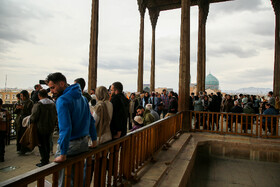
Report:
55,136,88,187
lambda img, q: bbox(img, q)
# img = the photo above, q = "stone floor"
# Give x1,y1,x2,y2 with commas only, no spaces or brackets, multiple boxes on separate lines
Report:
0,136,58,183
188,154,280,187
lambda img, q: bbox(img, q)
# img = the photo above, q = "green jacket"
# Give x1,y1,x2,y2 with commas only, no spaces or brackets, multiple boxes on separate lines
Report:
243,106,255,114
30,100,57,135
143,109,155,126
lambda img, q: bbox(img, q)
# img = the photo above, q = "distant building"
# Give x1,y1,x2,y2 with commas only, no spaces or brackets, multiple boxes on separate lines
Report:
144,85,173,94
155,87,173,94
0,88,33,104
0,91,18,104
190,73,220,95
143,84,150,93
190,83,197,94
205,73,219,90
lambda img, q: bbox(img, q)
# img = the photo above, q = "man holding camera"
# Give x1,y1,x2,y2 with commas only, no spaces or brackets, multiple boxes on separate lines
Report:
31,84,42,103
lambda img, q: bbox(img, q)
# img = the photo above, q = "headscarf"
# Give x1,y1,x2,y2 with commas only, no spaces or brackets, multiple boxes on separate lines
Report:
93,86,110,143
95,86,109,102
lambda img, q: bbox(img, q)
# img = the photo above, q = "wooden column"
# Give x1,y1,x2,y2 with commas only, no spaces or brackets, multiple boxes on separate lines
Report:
179,0,191,131
137,0,147,92
149,9,159,92
271,0,280,97
88,0,99,92
196,0,209,95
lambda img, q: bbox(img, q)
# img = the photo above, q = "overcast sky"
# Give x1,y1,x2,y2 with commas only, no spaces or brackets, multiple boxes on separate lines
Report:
0,0,275,92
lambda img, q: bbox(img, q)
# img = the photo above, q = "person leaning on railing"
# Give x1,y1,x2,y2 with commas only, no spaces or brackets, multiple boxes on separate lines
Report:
146,104,159,121
165,91,178,118
45,72,97,187
262,103,278,135
110,82,129,139
85,86,113,185
136,105,155,126
228,100,243,132
92,86,113,146
242,102,255,133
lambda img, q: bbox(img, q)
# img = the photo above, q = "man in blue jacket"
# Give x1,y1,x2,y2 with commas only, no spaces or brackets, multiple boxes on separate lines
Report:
262,103,278,134
46,72,97,186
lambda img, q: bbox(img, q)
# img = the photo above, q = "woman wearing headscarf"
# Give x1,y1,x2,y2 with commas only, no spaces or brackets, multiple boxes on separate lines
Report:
15,90,33,154
85,86,113,185
92,86,113,145
129,93,139,130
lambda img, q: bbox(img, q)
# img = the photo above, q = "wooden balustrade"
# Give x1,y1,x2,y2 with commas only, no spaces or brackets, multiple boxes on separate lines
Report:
189,111,280,138
0,112,183,187
2,111,279,186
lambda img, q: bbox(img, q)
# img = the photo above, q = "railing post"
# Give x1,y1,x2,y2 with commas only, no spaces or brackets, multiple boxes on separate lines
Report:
37,178,44,187
85,157,92,187
65,165,72,187
53,171,59,187
93,153,101,186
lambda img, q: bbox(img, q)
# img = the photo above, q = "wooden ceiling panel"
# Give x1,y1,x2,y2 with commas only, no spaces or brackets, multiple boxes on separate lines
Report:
146,0,233,11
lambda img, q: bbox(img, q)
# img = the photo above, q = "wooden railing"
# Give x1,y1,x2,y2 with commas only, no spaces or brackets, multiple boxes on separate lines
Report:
0,112,183,187
189,111,280,138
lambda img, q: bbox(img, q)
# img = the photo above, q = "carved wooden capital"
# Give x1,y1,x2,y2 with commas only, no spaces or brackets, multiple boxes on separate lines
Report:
138,0,147,17
198,0,210,23
271,0,280,16
149,8,160,29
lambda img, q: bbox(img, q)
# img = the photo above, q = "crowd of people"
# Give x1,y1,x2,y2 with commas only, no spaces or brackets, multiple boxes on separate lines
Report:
0,72,180,186
1,72,280,185
190,91,280,133
128,89,178,131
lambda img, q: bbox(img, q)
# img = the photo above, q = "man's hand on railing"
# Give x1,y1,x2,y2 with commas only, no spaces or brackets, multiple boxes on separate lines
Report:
113,131,121,139
54,155,66,163
89,140,97,148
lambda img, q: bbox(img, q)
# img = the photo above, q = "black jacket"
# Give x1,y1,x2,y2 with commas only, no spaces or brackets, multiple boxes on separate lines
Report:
110,93,129,138
168,96,178,114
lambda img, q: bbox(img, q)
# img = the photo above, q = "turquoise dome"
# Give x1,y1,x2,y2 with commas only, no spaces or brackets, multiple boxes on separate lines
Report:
205,73,219,90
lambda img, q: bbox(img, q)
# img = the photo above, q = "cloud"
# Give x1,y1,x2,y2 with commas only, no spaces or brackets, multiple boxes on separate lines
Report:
238,68,273,81
208,44,259,58
98,58,137,71
79,58,138,75
210,0,266,14
260,39,274,50
0,0,275,92
0,0,52,50
221,68,273,85
250,19,274,37
155,36,198,66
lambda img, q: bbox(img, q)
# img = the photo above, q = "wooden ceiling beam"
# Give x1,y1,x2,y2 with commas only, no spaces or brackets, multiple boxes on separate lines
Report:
147,0,233,11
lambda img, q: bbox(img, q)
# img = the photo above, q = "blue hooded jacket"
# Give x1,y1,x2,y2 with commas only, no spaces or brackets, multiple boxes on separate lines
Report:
262,107,278,124
56,83,97,155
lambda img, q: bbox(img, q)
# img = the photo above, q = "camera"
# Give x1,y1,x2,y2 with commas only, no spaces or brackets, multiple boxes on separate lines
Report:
39,80,47,85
